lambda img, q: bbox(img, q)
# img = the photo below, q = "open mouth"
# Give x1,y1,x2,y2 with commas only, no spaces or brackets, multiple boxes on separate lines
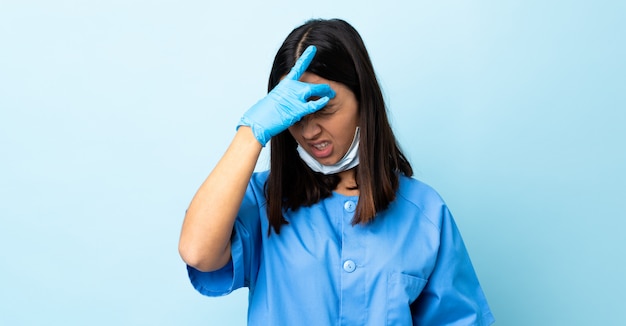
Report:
313,142,329,150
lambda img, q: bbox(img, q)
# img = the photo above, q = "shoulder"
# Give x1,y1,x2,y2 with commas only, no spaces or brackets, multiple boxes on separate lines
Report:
393,174,449,231
250,170,270,189
242,170,269,207
396,175,445,207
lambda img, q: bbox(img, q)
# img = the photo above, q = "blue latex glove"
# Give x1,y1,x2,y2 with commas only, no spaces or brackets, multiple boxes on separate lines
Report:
238,45,336,146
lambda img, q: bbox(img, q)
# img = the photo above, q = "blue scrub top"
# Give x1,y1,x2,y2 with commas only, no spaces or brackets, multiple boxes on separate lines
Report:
188,171,495,325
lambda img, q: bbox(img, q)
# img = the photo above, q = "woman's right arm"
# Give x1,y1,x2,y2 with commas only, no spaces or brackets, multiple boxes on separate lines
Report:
178,45,335,272
179,126,262,272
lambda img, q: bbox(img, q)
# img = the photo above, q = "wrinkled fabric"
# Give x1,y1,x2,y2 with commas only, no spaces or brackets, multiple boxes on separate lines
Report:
188,171,494,325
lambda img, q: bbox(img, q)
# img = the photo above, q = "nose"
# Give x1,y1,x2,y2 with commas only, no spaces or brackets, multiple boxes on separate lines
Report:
299,115,321,140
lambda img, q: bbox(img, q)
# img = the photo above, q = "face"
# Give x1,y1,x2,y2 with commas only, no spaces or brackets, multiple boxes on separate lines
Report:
288,72,359,166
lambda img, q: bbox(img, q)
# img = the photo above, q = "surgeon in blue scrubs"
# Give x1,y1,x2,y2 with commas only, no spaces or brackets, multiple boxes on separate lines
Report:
179,18,495,325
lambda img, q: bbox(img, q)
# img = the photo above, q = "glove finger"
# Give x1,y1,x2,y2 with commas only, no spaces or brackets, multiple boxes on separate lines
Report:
284,45,317,81
305,96,331,114
303,82,336,102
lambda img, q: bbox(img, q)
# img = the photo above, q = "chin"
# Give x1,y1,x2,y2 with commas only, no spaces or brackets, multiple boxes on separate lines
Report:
317,158,339,166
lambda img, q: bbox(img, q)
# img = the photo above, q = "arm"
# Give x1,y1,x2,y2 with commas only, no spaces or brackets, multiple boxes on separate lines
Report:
179,126,261,272
178,45,335,272
411,207,494,325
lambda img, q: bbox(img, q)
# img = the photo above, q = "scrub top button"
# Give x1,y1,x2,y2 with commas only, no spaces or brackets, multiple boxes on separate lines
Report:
343,260,356,273
344,200,356,213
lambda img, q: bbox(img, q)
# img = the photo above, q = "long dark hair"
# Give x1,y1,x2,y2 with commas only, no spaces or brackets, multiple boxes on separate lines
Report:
266,18,413,234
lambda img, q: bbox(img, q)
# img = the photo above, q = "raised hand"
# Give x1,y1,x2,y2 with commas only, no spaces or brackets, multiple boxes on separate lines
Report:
238,45,336,146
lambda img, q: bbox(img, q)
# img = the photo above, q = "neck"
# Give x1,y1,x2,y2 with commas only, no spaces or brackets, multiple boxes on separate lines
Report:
335,169,359,196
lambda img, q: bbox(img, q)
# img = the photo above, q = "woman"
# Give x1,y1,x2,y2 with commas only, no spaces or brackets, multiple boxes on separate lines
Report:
179,18,495,325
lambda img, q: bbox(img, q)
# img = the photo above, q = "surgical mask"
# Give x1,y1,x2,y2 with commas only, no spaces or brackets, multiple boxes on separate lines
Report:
296,127,360,175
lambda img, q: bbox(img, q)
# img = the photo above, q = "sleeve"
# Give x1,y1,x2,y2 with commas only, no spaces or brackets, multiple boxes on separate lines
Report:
186,176,264,297
411,206,495,325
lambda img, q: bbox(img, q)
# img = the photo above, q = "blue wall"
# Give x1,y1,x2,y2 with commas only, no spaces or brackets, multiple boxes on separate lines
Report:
1,1,624,324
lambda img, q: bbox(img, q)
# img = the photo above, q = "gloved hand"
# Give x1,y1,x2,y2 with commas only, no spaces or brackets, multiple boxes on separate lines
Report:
238,45,336,146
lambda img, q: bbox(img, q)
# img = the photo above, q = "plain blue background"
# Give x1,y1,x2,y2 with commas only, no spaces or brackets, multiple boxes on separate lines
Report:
1,0,624,325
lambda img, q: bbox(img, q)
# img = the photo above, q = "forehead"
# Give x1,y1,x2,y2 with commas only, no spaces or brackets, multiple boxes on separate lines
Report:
300,72,329,84
300,72,350,94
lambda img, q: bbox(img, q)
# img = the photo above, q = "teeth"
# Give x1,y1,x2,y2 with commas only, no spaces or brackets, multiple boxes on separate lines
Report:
313,142,328,150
